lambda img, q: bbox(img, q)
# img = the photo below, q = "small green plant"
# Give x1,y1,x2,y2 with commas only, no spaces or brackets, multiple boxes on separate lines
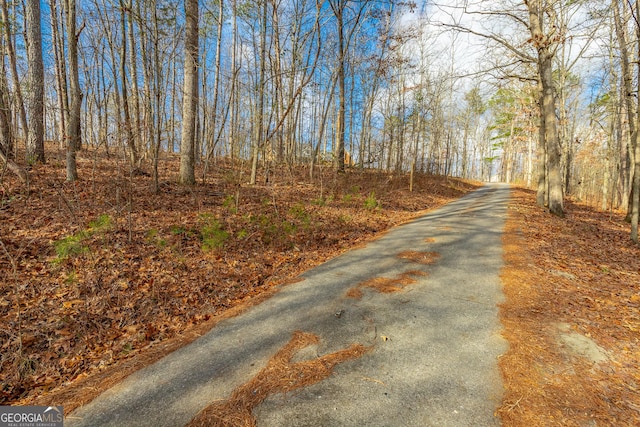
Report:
236,229,248,239
342,194,353,203
338,214,352,224
311,197,326,206
53,231,89,262
53,214,114,263
364,191,380,210
170,225,188,235
282,220,297,236
145,229,167,248
88,214,112,232
199,213,229,252
289,203,311,227
64,270,78,285
223,195,238,214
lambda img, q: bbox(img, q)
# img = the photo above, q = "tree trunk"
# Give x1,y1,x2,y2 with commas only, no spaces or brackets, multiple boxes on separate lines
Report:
1,0,28,142
50,0,68,151
179,0,199,185
527,0,563,216
539,56,564,216
119,0,138,168
203,0,224,178
127,0,142,160
64,0,81,181
333,3,346,173
25,0,45,163
0,48,16,163
250,0,268,185
631,0,640,242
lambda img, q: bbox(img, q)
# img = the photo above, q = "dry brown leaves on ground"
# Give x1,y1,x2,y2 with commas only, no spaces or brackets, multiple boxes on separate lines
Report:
498,187,640,426
345,270,428,299
186,331,369,427
0,148,479,409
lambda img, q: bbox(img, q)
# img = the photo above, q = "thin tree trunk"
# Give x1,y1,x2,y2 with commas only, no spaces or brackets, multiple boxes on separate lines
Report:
0,37,14,159
179,0,198,185
250,0,268,185
631,0,640,242
1,0,28,142
50,0,68,151
203,0,224,179
333,3,346,173
25,0,45,163
119,0,138,168
0,46,20,175
127,0,142,160
64,0,81,181
229,0,239,160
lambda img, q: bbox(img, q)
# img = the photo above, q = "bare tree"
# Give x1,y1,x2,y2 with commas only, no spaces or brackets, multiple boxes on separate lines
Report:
0,44,27,182
25,0,45,163
0,0,28,142
64,0,82,181
250,0,268,185
179,0,199,185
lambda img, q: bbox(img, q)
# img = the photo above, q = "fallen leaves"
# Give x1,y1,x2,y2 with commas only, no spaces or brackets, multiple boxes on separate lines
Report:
186,331,369,427
346,270,428,299
397,250,440,265
498,187,640,426
0,151,479,407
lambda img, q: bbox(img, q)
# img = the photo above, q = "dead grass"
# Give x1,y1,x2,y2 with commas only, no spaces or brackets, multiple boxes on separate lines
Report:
186,331,369,427
498,187,640,426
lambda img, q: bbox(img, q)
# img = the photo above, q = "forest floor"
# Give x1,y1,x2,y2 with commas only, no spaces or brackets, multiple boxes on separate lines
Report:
0,149,479,410
1,149,639,425
498,188,640,426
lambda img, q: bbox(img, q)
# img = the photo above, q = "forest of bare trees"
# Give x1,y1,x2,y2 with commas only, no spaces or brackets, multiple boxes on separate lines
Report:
1,0,640,241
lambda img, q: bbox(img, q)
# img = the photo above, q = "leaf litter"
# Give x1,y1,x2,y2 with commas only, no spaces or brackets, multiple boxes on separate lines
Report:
186,331,370,427
0,149,478,411
498,187,640,426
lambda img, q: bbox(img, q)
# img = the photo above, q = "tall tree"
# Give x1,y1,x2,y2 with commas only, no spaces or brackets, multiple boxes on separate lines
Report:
0,0,28,142
49,0,69,151
436,0,568,216
65,0,81,181
0,60,27,182
180,0,199,185
249,0,268,185
25,0,45,163
630,0,640,242
523,0,564,216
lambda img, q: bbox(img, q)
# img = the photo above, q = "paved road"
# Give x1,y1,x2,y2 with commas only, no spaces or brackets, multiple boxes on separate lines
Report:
67,183,510,427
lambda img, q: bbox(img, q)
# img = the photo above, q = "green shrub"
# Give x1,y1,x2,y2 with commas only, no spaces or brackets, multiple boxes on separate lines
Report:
311,197,326,206
170,225,188,235
223,195,238,214
52,214,113,262
289,203,311,227
88,214,112,232
364,191,380,210
53,231,89,263
199,214,229,252
145,229,167,248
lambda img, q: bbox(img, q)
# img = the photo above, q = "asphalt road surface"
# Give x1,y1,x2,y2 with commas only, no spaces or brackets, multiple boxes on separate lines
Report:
67,183,510,427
